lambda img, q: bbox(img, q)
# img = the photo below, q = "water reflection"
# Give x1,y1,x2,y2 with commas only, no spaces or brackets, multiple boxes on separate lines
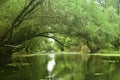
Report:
0,53,120,80
47,53,56,79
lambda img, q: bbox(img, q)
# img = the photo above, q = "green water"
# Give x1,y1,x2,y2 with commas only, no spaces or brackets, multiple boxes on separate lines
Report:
0,53,120,80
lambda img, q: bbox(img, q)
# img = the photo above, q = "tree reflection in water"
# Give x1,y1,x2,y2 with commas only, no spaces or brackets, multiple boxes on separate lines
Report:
0,53,120,80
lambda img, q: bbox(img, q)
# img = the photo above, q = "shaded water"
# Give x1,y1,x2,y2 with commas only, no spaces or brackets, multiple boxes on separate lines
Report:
0,53,120,80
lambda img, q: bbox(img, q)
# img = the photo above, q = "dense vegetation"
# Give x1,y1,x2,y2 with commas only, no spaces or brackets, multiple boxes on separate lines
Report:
0,0,120,64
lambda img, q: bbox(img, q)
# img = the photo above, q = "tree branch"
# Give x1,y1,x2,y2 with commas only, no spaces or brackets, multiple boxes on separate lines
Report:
8,0,45,41
36,34,68,47
9,31,68,47
0,0,46,46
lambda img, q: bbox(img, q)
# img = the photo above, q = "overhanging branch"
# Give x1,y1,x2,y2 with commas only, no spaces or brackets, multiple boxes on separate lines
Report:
7,0,45,42
37,34,68,47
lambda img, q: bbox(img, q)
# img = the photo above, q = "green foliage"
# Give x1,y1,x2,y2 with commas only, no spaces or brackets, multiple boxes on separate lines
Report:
56,0,119,52
0,0,119,54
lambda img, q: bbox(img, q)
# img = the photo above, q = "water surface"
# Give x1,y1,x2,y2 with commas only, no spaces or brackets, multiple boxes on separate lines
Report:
0,53,120,80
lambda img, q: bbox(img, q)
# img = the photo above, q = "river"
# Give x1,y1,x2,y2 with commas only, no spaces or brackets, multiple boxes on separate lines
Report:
0,52,120,80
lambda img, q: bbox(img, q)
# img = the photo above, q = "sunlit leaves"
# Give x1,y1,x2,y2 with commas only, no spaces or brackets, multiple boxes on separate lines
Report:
0,0,119,53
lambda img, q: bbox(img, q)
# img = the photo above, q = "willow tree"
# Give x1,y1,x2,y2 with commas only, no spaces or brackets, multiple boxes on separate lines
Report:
58,0,119,52
0,0,119,65
0,0,69,64
0,0,48,64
